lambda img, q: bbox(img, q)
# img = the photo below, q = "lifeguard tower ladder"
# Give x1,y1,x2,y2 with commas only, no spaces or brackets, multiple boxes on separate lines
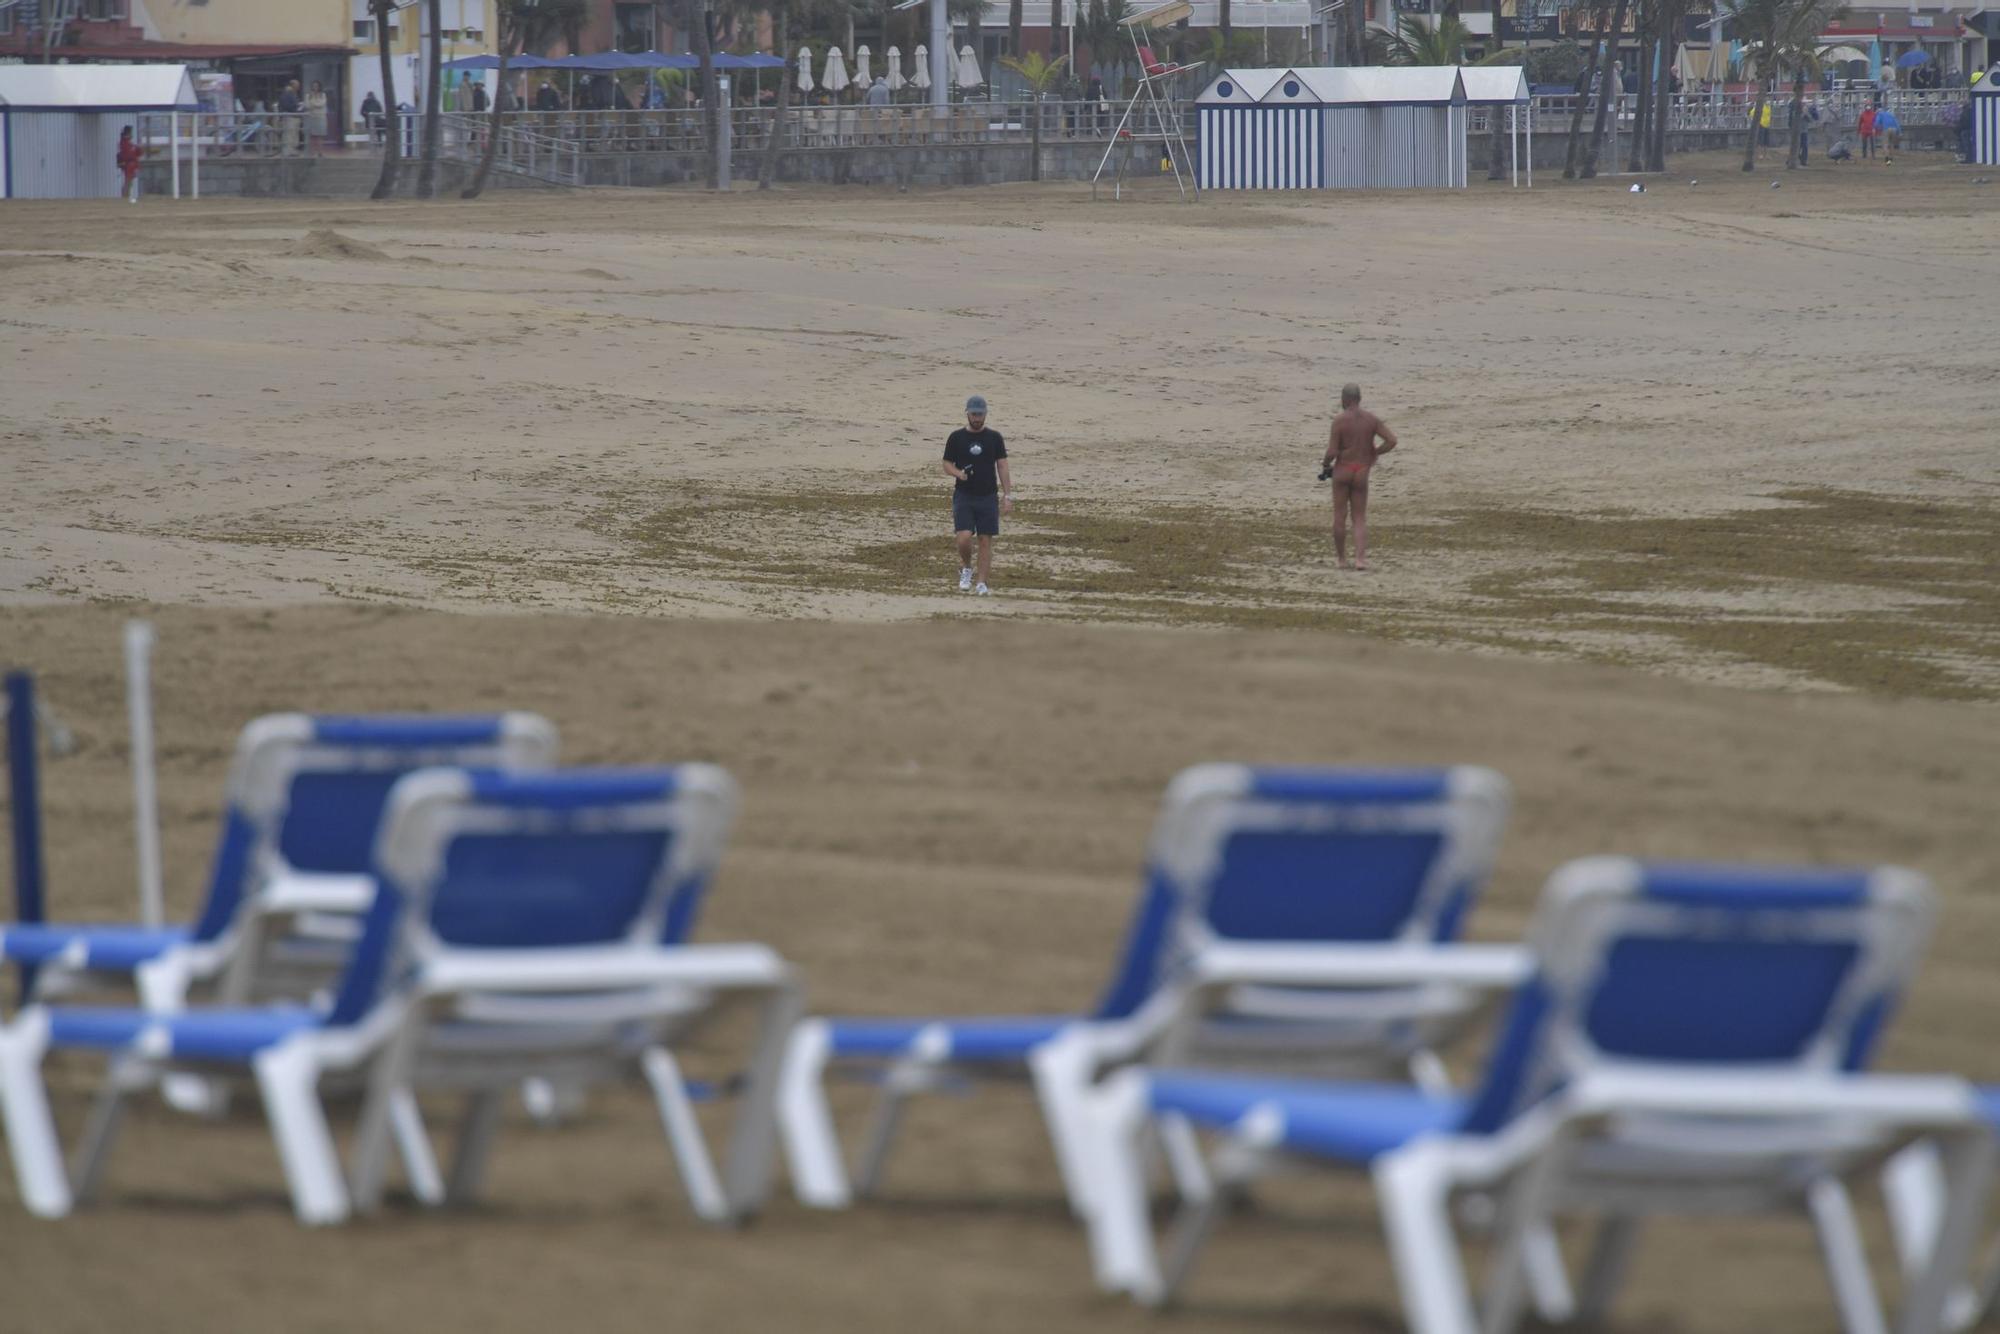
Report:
1090,0,1199,201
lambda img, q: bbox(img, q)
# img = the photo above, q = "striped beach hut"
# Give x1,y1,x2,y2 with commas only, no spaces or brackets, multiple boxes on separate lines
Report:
1195,68,1324,189
1974,76,2000,166
0,65,198,200
1196,66,1470,191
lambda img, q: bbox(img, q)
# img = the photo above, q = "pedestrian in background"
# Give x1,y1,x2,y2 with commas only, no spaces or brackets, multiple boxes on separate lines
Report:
116,125,143,203
305,80,329,151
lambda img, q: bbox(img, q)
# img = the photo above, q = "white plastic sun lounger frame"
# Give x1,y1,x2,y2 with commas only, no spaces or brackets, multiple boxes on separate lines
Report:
1882,1110,2000,1332
142,711,561,1014
0,765,801,1227
1080,857,1997,1334
780,763,1516,1216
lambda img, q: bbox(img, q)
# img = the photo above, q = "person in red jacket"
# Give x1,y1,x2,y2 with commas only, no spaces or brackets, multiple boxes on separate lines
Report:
116,126,143,203
1857,104,1878,160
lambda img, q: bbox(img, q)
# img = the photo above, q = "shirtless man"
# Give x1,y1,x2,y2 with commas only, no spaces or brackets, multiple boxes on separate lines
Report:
1322,383,1397,571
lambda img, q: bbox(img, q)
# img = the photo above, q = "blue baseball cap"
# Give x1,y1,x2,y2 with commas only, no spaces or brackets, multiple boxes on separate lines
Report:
966,395,988,414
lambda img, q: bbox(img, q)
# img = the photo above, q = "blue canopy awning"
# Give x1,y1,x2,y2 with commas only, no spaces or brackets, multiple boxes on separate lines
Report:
442,54,561,70
445,50,786,73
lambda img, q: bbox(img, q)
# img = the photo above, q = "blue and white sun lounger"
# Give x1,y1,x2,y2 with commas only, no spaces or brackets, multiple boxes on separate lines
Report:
1080,858,1996,1334
1883,1090,2000,1331
779,764,1520,1215
0,712,558,1012
0,764,801,1227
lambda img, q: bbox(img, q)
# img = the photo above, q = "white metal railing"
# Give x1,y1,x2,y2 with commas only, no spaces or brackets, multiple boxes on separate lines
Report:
473,90,1966,160
438,111,583,185
1518,87,1967,134
136,109,313,159
463,101,1163,155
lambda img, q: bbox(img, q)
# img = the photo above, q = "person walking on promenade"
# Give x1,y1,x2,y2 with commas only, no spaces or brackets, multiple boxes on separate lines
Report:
942,395,1013,596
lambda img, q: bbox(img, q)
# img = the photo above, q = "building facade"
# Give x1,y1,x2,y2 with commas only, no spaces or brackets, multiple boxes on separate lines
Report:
0,0,499,140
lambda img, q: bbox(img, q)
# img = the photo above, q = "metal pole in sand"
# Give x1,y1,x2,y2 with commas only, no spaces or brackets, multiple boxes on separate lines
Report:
5,672,48,1003
124,621,164,929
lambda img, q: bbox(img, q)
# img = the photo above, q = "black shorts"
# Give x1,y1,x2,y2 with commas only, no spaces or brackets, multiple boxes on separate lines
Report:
952,492,1000,536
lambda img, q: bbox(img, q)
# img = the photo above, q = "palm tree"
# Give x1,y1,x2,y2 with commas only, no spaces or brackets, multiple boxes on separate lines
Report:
465,0,523,199
1726,0,1846,170
998,51,1066,178
677,0,724,186
760,0,798,188
1382,12,1475,64
369,0,403,199
417,0,444,198
1625,0,1655,172
1563,0,1610,177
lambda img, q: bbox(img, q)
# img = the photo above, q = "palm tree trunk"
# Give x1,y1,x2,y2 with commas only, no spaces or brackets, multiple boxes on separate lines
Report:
417,0,444,197
463,12,515,199
1787,74,1806,166
370,0,403,199
1649,3,1674,171
1563,0,1611,177
1220,0,1232,37
1627,15,1653,172
759,4,791,188
1741,74,1768,170
690,0,721,188
1580,0,1630,177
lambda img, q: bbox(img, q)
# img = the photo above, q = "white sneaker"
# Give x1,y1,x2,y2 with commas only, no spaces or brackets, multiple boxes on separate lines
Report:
958,567,973,592
975,583,990,596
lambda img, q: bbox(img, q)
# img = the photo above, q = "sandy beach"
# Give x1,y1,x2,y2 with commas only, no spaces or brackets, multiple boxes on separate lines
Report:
2,153,1998,1331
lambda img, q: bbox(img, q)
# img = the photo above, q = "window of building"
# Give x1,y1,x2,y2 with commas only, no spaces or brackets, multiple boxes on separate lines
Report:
81,0,128,19
615,1,655,52
0,5,14,33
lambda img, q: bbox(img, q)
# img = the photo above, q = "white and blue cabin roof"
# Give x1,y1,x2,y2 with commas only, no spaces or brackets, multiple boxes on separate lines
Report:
1458,66,1530,105
1199,68,1291,104
1197,66,1468,108
0,64,200,113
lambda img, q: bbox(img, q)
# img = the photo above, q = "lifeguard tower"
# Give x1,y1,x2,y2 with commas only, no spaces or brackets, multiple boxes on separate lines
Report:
1090,0,1200,201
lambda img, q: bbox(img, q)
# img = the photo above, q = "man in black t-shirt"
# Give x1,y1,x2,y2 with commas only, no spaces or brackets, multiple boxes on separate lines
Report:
941,394,1013,595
